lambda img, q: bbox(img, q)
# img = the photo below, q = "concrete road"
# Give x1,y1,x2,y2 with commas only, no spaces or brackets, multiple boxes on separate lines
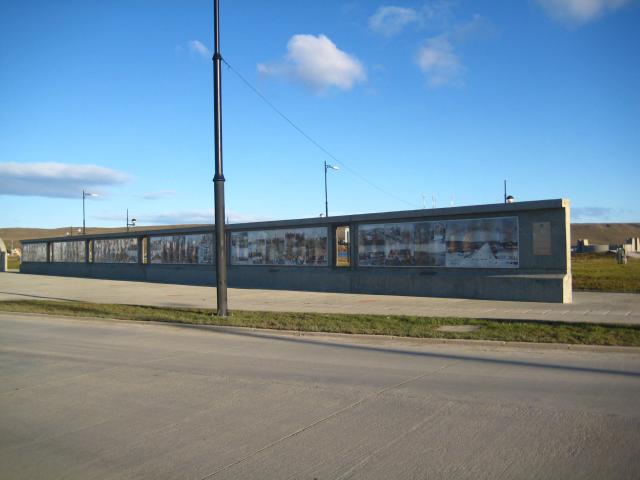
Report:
1,272,639,325
1,312,639,479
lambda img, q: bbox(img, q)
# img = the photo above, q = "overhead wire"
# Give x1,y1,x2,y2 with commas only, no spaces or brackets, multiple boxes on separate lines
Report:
221,58,421,209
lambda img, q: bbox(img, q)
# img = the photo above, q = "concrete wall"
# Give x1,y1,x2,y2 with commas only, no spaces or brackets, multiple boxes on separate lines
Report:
20,199,572,303
0,238,6,272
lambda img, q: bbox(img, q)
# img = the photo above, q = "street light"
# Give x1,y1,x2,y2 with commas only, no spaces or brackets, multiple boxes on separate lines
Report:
212,0,228,317
324,161,339,217
82,190,98,234
126,209,137,232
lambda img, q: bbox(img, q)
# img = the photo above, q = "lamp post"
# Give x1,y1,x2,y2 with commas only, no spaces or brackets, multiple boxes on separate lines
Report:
82,190,98,235
504,180,515,203
126,209,137,232
324,161,339,217
212,0,228,317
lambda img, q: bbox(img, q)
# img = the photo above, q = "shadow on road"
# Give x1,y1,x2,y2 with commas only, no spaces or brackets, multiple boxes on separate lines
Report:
167,322,640,379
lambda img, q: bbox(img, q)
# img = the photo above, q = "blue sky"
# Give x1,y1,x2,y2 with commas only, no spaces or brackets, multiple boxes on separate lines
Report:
1,0,638,228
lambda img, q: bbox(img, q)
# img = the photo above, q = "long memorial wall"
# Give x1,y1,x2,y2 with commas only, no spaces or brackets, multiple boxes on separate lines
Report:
20,199,572,303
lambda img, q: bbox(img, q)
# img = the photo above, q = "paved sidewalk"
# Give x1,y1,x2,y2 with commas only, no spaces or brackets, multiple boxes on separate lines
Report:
1,272,639,325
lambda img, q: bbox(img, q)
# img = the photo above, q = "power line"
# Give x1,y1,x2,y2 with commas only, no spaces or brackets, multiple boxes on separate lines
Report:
221,58,420,209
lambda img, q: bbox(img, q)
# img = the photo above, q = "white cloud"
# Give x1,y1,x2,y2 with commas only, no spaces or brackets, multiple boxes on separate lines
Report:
258,34,366,93
571,206,632,221
187,40,210,59
414,15,491,87
449,14,495,42
420,1,456,26
369,6,419,36
105,209,271,225
535,0,630,25
141,190,176,200
368,2,455,36
94,210,210,225
0,162,129,198
415,35,464,86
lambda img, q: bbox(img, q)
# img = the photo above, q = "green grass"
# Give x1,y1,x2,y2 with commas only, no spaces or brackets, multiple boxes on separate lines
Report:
1,299,639,347
572,253,640,293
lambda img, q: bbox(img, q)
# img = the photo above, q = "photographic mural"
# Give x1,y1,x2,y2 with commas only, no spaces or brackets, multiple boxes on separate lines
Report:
22,243,47,262
230,227,328,266
93,238,138,263
358,217,518,268
149,234,214,264
52,241,85,262
22,217,517,269
445,217,518,268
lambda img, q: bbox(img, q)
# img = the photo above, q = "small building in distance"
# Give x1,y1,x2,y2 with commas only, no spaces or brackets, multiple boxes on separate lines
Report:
575,237,640,254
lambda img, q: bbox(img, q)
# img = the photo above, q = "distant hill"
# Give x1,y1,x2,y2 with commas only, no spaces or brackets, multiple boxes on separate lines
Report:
571,223,640,246
0,225,206,252
2,222,639,252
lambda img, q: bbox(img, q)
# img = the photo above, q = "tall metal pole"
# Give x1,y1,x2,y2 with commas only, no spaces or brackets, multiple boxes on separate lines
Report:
82,190,86,235
324,161,329,217
213,0,228,317
504,180,507,203
126,208,129,232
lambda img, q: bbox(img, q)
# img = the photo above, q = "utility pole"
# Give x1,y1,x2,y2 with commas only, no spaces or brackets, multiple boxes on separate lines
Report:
213,0,228,317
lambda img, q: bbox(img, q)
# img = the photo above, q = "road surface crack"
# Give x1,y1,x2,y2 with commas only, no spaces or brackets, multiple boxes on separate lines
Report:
199,362,457,479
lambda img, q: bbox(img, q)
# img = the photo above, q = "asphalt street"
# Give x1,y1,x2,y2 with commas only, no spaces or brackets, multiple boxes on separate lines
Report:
1,312,639,479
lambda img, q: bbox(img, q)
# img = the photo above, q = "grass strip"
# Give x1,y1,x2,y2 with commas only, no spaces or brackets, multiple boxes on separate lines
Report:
1,299,639,347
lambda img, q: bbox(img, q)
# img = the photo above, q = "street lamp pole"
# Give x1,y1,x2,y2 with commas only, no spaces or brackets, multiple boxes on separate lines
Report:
324,161,339,217
126,209,137,232
82,190,86,234
213,0,228,317
324,161,328,217
82,190,97,235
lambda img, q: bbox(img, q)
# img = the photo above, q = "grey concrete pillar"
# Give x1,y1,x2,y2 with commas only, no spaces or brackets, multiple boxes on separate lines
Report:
350,223,358,269
137,236,145,264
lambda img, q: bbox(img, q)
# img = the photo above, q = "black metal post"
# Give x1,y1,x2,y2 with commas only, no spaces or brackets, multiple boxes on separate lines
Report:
126,208,129,232
82,190,86,234
324,161,328,217
213,0,228,317
504,180,507,204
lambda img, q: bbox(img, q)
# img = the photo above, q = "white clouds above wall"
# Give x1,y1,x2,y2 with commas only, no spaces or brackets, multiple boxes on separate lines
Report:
258,34,366,93
535,0,631,25
0,162,129,198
